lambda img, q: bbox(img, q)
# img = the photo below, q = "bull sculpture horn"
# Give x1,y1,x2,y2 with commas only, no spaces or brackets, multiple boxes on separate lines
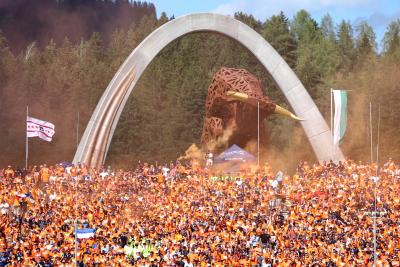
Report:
274,104,304,121
226,90,304,121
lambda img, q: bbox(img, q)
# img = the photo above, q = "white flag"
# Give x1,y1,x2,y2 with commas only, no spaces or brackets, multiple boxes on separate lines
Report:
332,90,348,145
76,228,95,239
27,116,55,142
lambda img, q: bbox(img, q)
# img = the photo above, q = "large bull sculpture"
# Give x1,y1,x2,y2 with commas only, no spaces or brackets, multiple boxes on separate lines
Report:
201,67,301,152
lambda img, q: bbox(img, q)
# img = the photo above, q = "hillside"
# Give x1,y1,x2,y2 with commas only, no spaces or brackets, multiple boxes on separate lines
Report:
0,0,156,53
0,7,399,169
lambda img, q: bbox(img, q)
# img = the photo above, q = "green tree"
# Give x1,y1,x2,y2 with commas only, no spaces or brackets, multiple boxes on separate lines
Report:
234,12,262,32
320,13,336,42
291,10,320,42
383,19,400,59
135,14,157,42
337,20,355,70
291,10,339,94
319,14,340,78
0,31,10,87
355,21,376,59
86,32,104,61
262,12,297,67
0,31,17,164
157,11,169,27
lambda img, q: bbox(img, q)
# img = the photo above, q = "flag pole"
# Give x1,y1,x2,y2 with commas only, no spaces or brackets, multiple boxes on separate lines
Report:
75,217,78,267
373,105,380,267
330,88,333,160
76,111,80,148
369,102,373,163
74,111,79,267
373,172,377,267
376,104,381,165
74,176,78,267
257,101,260,167
75,111,80,267
26,106,29,170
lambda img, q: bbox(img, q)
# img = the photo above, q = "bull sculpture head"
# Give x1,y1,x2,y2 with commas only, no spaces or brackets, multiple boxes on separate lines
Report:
201,67,302,153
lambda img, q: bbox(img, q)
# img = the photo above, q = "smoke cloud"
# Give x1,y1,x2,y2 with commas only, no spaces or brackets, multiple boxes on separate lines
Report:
179,125,234,164
178,143,204,163
206,125,234,152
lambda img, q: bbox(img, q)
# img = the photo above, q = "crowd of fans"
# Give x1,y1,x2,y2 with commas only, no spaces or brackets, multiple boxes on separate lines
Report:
0,158,399,266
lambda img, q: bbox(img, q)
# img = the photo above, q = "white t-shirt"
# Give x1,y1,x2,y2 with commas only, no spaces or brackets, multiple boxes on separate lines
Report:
0,202,9,215
270,179,278,188
184,261,194,267
162,167,170,177
206,153,214,166
99,171,109,179
49,193,57,201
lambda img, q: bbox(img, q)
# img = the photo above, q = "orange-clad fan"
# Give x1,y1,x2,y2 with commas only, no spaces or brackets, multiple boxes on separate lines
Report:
3,165,14,179
39,164,50,183
0,158,398,266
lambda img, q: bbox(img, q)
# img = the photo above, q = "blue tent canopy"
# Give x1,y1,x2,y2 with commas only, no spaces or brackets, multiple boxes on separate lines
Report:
214,144,256,164
60,161,73,167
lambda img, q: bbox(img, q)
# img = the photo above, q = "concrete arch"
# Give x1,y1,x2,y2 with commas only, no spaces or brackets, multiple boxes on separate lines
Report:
73,13,344,167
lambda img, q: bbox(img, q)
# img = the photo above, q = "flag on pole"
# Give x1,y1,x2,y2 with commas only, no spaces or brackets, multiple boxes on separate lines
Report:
27,116,55,142
333,90,348,145
76,228,95,239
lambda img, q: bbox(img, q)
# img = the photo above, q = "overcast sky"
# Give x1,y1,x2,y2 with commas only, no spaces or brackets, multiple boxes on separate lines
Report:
151,0,400,47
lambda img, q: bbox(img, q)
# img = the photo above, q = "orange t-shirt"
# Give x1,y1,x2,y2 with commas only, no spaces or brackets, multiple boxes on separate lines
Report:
40,167,50,182
4,168,14,179
70,167,77,177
